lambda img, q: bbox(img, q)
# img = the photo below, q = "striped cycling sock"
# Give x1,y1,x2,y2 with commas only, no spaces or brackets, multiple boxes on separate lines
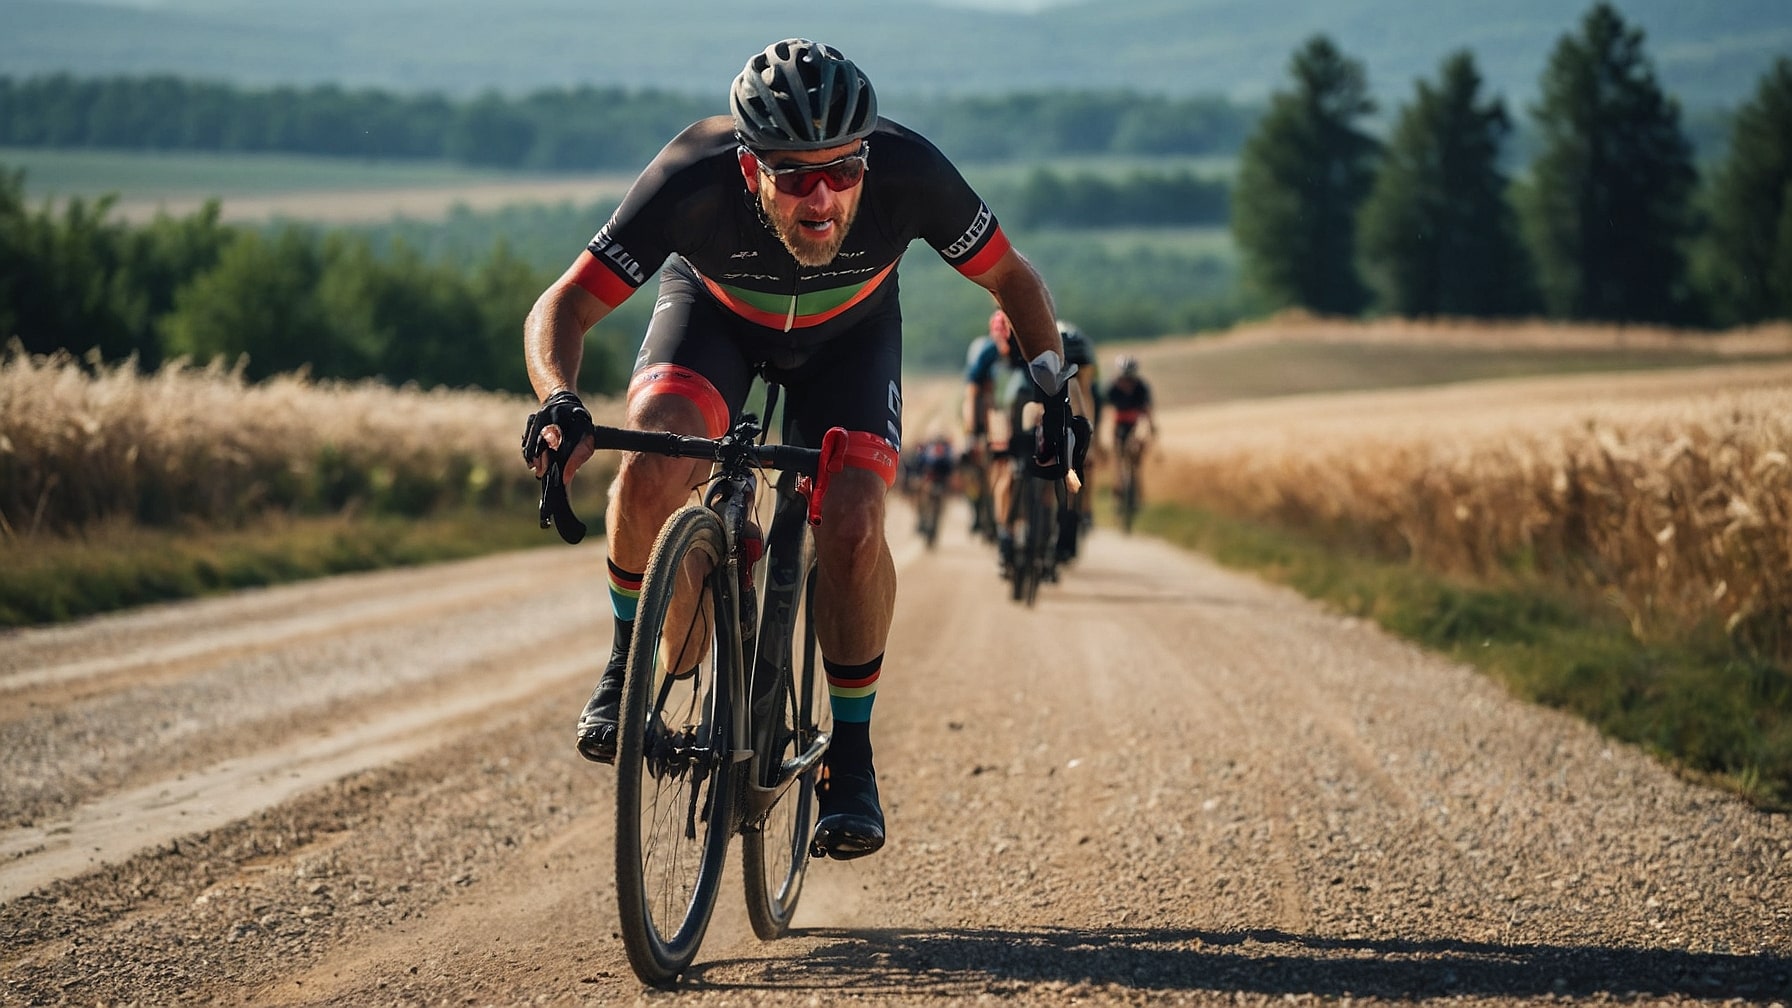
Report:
824,654,881,728
606,559,643,670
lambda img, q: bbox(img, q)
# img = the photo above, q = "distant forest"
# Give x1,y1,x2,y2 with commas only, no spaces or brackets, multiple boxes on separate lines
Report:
0,74,1258,171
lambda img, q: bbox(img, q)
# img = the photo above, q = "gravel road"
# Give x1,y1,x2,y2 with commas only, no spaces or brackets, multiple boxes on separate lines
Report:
3,497,1788,1006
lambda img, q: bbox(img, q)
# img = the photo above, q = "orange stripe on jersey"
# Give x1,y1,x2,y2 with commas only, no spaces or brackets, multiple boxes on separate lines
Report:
954,226,1012,279
563,250,638,309
696,263,895,330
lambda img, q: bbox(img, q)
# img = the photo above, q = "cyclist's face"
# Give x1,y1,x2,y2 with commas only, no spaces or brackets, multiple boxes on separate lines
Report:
742,141,865,267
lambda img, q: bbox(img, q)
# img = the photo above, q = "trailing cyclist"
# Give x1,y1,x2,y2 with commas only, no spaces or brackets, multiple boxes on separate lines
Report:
1104,354,1157,523
988,314,1096,572
905,431,956,546
520,38,1087,861
961,309,1015,539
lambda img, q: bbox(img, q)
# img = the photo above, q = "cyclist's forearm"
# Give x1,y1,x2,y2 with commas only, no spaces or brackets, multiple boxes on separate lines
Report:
974,249,1060,367
524,279,612,401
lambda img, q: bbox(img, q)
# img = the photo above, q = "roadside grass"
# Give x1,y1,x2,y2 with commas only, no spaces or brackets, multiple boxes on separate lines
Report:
0,507,560,627
1128,500,1792,812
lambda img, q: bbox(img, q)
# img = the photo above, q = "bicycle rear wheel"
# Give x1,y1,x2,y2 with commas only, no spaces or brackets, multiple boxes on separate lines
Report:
615,505,738,987
741,539,827,938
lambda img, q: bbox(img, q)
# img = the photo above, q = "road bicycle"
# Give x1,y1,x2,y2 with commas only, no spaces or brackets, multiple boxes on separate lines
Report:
913,469,945,548
538,390,835,987
1000,443,1067,608
959,440,998,542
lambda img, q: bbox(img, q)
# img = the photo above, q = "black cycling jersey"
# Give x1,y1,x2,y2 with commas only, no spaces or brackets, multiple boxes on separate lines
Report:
1106,379,1153,442
576,115,1010,360
565,115,1015,453
1105,379,1153,415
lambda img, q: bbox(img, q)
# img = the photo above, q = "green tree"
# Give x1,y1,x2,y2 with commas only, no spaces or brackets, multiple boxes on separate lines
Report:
1519,3,1698,324
160,228,351,380
1231,35,1379,316
1697,57,1792,325
115,201,233,367
1359,52,1538,317
0,169,138,359
467,241,551,394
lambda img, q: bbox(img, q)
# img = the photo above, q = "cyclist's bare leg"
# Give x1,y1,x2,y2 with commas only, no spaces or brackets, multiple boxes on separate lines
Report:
990,449,1015,527
1127,435,1147,503
805,465,895,858
988,448,1019,569
811,467,895,664
575,394,712,762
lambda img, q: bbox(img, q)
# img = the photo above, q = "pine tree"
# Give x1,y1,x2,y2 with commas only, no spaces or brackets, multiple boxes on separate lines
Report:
1698,57,1792,325
1520,3,1698,324
1358,51,1538,318
1232,35,1380,316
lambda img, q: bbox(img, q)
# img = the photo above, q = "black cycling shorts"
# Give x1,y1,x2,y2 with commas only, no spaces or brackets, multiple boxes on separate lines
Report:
636,261,905,452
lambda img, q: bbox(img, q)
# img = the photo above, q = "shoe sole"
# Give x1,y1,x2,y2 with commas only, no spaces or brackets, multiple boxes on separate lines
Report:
575,725,617,765
810,816,885,860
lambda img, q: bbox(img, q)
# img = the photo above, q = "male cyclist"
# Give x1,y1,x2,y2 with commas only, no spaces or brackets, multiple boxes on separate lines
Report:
1104,354,1156,505
521,39,1085,861
988,315,1096,570
961,309,1017,538
905,430,956,541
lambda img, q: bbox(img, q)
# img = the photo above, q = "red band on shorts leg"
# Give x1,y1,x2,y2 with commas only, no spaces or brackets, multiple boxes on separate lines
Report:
842,431,900,487
626,364,732,439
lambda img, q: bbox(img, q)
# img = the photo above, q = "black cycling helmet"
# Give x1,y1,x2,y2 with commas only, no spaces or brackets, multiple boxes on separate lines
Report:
731,38,878,152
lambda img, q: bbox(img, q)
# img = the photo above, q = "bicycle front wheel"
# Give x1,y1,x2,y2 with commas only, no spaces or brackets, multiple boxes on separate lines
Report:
615,505,738,987
1018,475,1054,607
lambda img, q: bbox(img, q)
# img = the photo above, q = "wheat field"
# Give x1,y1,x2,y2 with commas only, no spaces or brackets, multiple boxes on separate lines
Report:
1150,355,1792,658
0,346,621,540
11,319,1792,660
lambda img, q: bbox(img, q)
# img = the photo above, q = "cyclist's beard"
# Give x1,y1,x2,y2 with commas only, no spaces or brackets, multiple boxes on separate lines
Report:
758,187,858,267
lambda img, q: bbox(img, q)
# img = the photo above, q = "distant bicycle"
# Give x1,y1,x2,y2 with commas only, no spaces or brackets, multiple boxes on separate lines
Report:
907,435,956,550
1113,432,1143,534
959,439,998,541
539,393,835,987
1001,422,1068,607
915,468,946,548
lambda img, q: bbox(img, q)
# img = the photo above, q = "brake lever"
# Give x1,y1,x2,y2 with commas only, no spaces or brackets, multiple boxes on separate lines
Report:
539,458,587,545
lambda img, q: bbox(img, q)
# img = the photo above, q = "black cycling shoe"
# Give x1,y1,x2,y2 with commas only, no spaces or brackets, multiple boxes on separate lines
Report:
574,659,626,764
811,762,885,860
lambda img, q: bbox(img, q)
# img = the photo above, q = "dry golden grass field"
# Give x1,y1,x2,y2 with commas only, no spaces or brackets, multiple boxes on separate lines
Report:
10,315,1792,663
1124,316,1792,660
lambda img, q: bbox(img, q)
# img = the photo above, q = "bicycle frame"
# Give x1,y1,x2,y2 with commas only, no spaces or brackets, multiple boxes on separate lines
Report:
539,406,839,981
552,416,829,818
737,467,830,828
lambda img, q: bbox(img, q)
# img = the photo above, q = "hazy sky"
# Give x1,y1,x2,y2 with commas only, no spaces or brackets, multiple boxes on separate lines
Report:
934,0,1077,9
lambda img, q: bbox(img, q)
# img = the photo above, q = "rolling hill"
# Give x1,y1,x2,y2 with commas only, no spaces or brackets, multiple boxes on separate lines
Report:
3,0,1787,113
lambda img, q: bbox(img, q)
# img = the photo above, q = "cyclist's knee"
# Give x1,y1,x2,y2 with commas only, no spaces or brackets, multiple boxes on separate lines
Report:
627,363,730,438
815,469,888,557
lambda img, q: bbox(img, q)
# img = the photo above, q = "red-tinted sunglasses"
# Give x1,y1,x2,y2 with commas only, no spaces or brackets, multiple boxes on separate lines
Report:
747,143,870,197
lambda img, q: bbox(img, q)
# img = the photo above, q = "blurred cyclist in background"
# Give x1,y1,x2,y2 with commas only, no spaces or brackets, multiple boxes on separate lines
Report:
962,309,1017,539
1104,354,1156,508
